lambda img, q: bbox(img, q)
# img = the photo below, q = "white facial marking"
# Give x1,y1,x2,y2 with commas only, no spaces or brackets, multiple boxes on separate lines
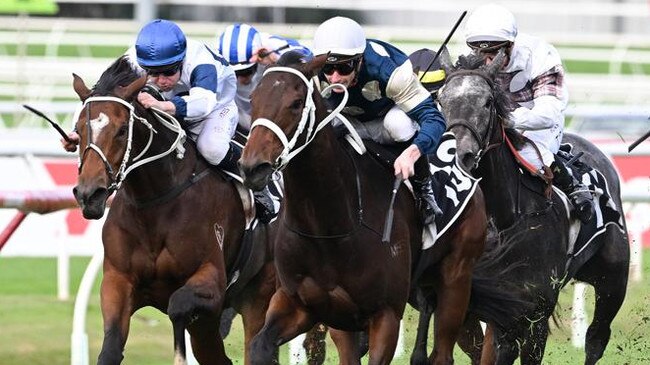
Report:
272,80,283,88
90,112,110,142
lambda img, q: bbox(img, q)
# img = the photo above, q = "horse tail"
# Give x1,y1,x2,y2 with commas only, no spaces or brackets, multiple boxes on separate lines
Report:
467,226,535,330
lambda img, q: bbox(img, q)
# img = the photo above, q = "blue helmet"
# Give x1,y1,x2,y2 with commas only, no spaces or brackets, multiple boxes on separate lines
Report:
136,19,187,67
217,23,261,71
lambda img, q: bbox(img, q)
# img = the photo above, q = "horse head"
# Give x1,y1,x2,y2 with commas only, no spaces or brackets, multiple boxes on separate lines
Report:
438,49,513,173
71,56,147,219
239,52,328,191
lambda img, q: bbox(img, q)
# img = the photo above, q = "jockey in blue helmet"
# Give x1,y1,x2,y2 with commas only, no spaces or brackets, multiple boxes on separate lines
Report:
217,23,313,131
313,16,446,224
62,19,276,223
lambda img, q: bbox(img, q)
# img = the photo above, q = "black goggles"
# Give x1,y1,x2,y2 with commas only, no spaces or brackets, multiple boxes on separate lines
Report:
235,63,258,78
322,58,359,76
144,62,182,77
467,40,511,54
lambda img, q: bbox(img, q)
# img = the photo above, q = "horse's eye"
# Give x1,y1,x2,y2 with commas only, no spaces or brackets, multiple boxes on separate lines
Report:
485,97,493,108
290,99,303,110
116,124,128,138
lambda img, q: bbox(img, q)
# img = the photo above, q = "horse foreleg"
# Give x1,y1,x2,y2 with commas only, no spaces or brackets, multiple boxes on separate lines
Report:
457,314,485,365
250,287,315,365
519,319,549,365
410,300,433,365
430,263,474,365
168,265,227,365
479,324,496,365
366,308,400,365
237,262,278,365
97,268,134,365
329,328,361,365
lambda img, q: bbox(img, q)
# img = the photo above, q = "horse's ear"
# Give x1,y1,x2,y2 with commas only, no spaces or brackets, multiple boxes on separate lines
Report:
116,76,148,101
438,46,454,74
485,48,507,78
72,73,91,101
304,54,328,78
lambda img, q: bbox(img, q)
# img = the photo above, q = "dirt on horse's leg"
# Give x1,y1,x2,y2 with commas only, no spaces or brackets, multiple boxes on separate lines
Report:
168,266,227,365
431,260,474,365
480,325,496,365
304,324,328,365
366,308,400,365
329,328,361,365
97,267,134,365
457,315,485,365
249,288,315,365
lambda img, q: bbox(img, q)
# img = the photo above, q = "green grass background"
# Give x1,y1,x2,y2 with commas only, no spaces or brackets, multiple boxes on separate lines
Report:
0,253,648,364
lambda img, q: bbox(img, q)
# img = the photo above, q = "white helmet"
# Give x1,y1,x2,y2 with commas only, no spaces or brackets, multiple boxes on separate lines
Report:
464,4,517,44
312,16,366,57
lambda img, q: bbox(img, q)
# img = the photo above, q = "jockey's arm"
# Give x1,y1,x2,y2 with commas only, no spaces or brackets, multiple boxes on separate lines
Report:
387,61,447,176
169,65,219,120
510,67,567,131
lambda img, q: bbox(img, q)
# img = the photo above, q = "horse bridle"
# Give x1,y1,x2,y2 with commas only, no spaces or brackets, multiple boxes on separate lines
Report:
443,70,504,171
248,66,362,171
78,95,186,192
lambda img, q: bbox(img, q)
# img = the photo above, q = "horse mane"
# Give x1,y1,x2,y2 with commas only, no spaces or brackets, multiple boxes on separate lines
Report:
92,55,141,96
452,53,526,149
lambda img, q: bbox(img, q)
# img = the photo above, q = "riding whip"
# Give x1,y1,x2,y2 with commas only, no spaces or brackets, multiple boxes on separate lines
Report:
258,44,291,59
382,174,403,245
628,124,650,152
418,10,468,82
23,104,73,143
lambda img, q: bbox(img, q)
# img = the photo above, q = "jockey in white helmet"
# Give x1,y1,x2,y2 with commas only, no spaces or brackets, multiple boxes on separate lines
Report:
313,16,447,224
464,4,593,223
217,23,313,131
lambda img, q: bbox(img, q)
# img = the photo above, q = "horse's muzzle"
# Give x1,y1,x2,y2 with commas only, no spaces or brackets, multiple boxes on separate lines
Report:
73,185,111,219
239,160,274,191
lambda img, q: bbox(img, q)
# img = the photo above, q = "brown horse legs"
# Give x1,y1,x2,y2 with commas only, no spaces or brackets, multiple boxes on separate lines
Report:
366,308,401,365
167,267,228,365
329,329,362,365
97,269,134,365
430,261,475,365
249,288,316,365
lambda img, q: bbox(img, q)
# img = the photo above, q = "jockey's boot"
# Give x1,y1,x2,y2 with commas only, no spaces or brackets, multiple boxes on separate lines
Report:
410,155,443,225
551,155,594,224
217,143,277,224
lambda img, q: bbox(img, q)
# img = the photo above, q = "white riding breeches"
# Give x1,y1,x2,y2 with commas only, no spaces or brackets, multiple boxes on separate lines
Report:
344,105,420,144
188,101,239,165
518,122,563,170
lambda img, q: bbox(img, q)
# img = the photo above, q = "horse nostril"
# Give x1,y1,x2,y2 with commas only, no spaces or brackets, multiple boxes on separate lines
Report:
461,152,476,171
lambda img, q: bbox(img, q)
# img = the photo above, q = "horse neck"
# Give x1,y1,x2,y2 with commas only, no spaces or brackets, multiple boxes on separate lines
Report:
120,112,195,199
282,119,359,231
478,142,523,228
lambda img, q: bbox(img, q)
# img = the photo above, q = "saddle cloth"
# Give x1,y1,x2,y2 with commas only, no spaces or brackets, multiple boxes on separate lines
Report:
556,144,625,259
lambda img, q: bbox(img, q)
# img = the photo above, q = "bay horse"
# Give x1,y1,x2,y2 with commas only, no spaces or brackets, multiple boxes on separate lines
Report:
71,56,276,365
436,50,630,365
239,53,527,365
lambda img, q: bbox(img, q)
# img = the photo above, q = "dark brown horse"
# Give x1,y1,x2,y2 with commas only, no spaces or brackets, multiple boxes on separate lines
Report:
238,53,522,365
71,56,276,365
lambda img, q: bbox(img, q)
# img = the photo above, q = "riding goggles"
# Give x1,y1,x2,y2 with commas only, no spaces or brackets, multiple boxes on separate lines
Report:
143,62,182,77
466,40,511,54
322,57,360,76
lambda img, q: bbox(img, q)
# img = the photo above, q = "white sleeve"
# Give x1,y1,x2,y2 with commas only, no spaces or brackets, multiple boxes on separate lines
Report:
182,87,218,120
385,60,431,112
511,95,564,131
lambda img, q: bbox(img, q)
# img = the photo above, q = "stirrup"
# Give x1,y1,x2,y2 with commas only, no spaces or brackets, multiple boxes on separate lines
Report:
418,194,443,225
569,189,594,223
